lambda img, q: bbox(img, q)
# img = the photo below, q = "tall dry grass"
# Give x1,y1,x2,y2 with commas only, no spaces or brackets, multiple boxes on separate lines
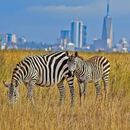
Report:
0,50,129,130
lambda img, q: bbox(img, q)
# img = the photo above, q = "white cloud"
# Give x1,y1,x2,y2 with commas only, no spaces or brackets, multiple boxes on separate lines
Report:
32,5,84,12
27,0,130,16
27,4,104,15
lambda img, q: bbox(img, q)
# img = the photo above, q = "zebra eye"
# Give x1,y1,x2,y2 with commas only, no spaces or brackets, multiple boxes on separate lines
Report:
68,58,71,62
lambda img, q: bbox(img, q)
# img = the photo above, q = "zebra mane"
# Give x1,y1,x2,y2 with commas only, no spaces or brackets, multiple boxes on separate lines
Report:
76,55,84,60
72,51,84,61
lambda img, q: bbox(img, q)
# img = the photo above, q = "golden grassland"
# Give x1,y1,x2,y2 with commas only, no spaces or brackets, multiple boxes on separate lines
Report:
0,50,130,130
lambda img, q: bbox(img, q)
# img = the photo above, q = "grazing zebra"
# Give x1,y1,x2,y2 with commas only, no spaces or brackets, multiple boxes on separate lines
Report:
67,52,110,104
3,51,74,106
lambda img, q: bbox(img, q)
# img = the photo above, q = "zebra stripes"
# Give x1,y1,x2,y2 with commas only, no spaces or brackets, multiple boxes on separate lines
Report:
3,51,74,105
67,52,110,104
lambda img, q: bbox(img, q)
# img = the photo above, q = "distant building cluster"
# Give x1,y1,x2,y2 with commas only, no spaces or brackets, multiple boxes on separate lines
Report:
113,38,130,52
0,33,17,49
58,1,115,52
0,0,130,52
60,1,130,53
58,20,87,51
0,34,53,50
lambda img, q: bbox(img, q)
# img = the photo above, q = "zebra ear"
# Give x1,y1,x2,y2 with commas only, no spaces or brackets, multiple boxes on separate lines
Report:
3,81,11,88
75,51,78,57
65,51,69,56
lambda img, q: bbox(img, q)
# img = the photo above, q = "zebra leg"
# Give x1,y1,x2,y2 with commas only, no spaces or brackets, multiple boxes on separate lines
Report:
78,82,85,105
26,80,36,105
57,80,65,106
102,77,109,99
79,83,82,105
67,76,74,107
94,81,101,99
83,82,87,101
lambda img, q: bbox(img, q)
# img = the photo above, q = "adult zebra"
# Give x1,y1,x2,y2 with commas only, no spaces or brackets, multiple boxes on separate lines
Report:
3,51,74,106
67,52,110,104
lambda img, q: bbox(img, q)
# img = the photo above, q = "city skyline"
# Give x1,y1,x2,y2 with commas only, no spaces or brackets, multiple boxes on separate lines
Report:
0,0,130,44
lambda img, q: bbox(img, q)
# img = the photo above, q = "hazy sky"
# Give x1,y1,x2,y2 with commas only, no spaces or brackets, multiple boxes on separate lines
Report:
0,0,130,44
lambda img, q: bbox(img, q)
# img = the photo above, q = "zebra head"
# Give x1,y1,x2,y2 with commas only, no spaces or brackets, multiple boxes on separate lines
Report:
3,81,19,103
68,55,76,74
68,51,84,74
67,52,80,74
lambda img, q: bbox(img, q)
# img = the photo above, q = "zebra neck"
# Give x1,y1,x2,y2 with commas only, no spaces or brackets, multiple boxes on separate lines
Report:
76,61,85,76
11,78,21,88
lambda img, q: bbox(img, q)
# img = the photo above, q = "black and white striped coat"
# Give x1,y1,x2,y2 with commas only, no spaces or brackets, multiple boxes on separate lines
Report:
3,51,74,105
67,52,110,104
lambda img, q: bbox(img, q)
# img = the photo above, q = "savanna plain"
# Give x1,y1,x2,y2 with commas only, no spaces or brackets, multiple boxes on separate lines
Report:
0,50,129,130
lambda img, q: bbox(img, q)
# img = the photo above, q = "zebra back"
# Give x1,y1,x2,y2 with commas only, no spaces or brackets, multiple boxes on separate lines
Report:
87,56,110,77
11,51,70,86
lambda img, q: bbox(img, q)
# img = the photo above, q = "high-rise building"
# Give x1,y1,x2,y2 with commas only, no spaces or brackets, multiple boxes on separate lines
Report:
71,20,87,48
102,0,113,49
0,33,8,49
6,33,17,48
60,30,70,49
82,25,87,47
60,30,70,40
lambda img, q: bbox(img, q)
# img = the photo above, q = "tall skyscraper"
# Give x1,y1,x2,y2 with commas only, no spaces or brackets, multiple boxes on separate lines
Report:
60,30,70,40
82,25,87,47
102,0,113,49
60,30,70,49
71,20,87,48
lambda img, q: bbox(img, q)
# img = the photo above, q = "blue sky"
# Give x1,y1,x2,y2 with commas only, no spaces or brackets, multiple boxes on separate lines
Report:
0,0,130,44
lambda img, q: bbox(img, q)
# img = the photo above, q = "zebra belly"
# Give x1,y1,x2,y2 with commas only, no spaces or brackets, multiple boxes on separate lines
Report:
36,80,57,87
36,83,55,87
36,76,61,87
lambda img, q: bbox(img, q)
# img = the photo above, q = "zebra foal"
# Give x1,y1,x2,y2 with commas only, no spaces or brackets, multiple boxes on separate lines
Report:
67,52,110,104
3,51,74,106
